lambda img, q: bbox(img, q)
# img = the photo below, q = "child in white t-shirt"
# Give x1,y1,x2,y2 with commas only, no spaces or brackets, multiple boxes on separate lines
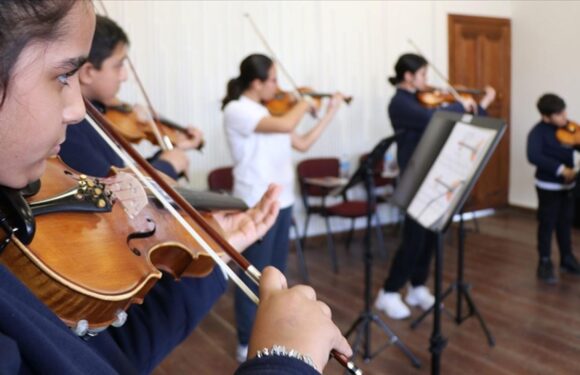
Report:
222,53,345,362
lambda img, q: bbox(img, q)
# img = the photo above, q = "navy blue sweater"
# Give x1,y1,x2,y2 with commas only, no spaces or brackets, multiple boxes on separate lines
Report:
527,121,574,184
388,88,482,172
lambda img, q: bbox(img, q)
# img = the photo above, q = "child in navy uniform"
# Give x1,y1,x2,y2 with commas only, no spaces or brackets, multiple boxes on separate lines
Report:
527,93,580,284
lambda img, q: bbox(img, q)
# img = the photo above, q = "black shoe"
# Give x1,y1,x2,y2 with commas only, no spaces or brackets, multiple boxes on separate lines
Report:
537,259,557,284
560,254,580,275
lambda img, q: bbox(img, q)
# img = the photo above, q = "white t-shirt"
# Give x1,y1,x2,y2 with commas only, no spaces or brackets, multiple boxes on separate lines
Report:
223,95,294,208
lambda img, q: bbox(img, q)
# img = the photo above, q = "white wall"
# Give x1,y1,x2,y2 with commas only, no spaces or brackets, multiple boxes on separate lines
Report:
101,0,511,235
510,1,580,209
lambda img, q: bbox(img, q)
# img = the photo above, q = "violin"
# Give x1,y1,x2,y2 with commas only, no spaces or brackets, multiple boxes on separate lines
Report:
556,121,580,146
0,156,222,330
417,86,483,108
265,87,352,116
105,100,205,151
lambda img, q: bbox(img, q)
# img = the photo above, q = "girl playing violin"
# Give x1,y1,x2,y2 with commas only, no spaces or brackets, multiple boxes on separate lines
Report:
59,15,203,180
221,53,346,362
374,53,496,320
527,93,580,284
0,1,351,374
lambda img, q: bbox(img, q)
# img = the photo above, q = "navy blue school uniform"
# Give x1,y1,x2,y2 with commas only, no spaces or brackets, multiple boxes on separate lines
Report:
527,121,575,260
383,88,484,292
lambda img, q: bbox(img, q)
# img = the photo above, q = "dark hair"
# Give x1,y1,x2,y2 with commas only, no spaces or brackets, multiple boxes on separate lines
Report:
89,15,129,69
0,0,79,107
537,93,566,116
221,54,273,110
388,53,428,86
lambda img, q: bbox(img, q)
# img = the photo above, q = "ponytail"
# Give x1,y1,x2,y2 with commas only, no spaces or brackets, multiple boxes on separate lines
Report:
221,54,274,110
221,77,244,110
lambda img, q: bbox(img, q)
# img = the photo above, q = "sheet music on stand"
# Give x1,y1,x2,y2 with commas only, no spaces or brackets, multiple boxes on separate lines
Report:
407,122,498,231
391,111,506,233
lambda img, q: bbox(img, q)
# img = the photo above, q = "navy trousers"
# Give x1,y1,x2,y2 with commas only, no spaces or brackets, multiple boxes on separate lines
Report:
536,187,574,260
383,215,434,292
235,206,293,345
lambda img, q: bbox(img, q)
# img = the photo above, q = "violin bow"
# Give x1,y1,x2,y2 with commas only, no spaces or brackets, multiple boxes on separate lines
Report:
97,0,173,151
84,101,362,375
244,13,304,101
407,38,465,103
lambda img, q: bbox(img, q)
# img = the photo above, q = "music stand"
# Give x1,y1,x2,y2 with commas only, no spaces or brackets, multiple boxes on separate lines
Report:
409,209,495,347
391,111,506,375
341,133,421,368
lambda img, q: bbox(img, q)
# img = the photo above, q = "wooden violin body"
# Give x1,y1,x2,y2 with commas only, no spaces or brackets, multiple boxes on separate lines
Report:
265,87,352,116
0,158,218,332
105,101,204,151
556,121,580,146
417,86,482,108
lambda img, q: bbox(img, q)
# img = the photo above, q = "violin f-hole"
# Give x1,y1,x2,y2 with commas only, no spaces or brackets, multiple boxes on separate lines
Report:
126,217,156,256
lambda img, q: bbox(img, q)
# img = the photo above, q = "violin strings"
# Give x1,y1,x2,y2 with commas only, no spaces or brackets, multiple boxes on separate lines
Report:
84,114,260,304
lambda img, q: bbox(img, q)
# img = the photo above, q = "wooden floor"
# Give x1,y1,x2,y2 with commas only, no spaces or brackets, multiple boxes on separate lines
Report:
153,208,580,375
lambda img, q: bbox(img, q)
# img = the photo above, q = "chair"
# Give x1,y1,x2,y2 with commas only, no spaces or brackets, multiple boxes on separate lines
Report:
207,166,309,282
207,166,234,194
297,157,386,273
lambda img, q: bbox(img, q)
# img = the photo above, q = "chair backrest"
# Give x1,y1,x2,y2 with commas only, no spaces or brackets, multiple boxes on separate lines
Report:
296,158,340,198
207,166,234,193
358,153,395,188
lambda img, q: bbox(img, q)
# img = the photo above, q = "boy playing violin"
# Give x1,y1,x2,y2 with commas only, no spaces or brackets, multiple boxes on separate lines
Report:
60,15,203,180
527,93,580,284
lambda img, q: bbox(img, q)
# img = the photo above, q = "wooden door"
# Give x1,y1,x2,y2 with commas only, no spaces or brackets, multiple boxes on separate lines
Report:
448,14,511,210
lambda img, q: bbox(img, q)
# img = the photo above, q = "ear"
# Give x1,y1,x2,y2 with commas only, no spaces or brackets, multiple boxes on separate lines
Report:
403,71,414,83
249,78,262,92
78,62,97,86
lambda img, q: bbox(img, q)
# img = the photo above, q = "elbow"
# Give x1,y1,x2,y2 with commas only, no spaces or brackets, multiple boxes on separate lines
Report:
292,139,309,152
293,143,308,153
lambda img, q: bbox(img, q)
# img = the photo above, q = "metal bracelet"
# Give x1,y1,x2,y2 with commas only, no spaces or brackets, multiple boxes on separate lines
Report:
256,344,318,372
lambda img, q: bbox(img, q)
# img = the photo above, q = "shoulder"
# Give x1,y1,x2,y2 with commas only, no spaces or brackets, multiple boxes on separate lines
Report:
224,97,269,133
225,97,267,116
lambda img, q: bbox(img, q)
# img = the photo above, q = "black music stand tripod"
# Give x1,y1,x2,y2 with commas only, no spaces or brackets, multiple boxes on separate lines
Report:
343,136,421,368
410,210,495,347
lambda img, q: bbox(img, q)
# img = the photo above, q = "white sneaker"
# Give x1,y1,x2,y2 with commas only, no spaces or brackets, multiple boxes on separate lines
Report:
236,344,248,363
405,285,435,311
374,289,411,320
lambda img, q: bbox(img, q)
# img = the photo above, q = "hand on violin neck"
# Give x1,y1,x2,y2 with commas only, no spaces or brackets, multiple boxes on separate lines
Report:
479,85,496,110
159,149,190,174
324,92,344,115
175,126,204,150
211,184,280,254
459,96,478,113
249,266,352,373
